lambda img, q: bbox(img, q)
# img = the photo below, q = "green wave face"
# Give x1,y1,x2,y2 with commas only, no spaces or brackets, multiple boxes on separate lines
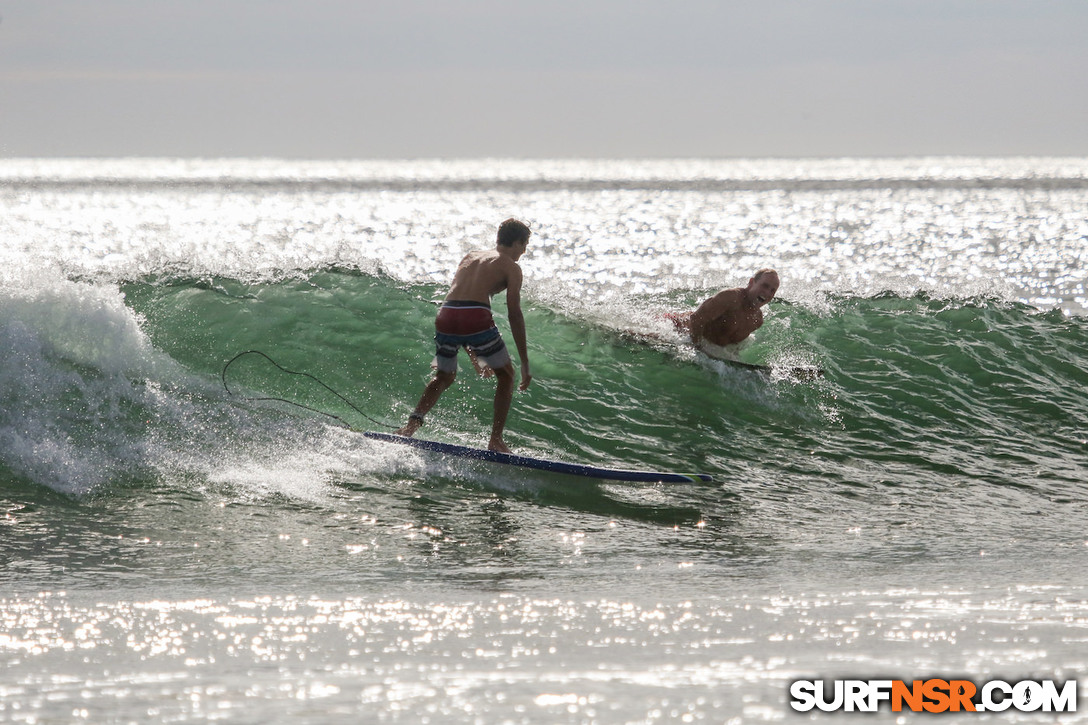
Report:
114,273,1088,496
5,268,1086,512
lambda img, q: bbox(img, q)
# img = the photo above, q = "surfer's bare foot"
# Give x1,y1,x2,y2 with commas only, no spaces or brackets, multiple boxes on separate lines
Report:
394,415,423,438
488,438,511,453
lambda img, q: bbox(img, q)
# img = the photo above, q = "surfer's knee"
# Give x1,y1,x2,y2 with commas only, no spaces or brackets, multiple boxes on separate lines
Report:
433,369,456,388
492,364,515,386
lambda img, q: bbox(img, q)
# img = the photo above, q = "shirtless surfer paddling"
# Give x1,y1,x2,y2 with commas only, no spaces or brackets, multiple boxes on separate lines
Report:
395,219,532,452
667,269,780,355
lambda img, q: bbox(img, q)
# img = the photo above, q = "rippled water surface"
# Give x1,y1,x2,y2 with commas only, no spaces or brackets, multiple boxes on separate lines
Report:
2,157,1087,722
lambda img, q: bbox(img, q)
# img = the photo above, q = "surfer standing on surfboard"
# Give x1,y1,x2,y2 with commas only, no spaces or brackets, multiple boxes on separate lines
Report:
665,269,780,356
395,218,533,453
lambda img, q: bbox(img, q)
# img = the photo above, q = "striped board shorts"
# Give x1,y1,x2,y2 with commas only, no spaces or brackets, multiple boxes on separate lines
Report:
432,300,511,373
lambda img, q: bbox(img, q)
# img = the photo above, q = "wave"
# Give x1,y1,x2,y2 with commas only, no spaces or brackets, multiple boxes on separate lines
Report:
3,271,1086,523
0,271,376,498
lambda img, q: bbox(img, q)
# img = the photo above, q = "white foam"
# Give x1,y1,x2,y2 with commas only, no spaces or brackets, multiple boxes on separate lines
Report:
0,270,360,498
0,267,173,378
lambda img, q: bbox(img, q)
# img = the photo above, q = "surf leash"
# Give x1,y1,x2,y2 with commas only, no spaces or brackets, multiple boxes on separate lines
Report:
221,350,396,431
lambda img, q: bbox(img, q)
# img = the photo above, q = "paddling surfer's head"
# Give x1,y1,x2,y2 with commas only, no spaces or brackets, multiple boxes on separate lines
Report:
746,269,779,308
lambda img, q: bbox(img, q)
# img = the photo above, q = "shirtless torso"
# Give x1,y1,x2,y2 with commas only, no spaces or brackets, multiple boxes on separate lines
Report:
673,270,780,350
688,288,765,346
446,249,522,304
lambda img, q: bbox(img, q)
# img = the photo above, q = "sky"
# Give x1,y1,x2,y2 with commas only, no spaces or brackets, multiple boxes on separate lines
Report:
1,0,1086,159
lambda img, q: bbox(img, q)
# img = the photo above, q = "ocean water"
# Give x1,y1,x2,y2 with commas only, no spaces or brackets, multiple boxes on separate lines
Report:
1,157,1087,723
